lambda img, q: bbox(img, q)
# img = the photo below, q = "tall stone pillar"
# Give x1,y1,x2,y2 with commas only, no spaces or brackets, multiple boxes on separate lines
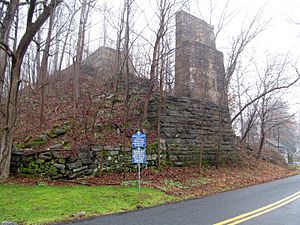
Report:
175,10,225,104
148,11,234,166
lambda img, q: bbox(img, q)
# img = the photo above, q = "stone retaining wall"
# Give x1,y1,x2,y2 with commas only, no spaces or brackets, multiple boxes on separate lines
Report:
10,143,166,179
149,96,235,166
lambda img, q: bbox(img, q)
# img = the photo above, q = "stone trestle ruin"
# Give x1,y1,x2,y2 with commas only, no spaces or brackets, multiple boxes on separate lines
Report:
10,11,234,178
175,11,225,103
149,11,234,166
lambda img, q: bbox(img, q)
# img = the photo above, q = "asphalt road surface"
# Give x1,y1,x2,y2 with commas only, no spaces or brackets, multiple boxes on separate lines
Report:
60,174,300,225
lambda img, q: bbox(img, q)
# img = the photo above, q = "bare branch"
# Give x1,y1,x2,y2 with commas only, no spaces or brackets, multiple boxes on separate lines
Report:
0,0,9,5
225,8,270,89
0,41,16,61
231,69,300,123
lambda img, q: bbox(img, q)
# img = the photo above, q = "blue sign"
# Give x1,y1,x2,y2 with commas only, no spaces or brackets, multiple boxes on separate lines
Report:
132,131,147,164
132,131,146,148
132,147,146,164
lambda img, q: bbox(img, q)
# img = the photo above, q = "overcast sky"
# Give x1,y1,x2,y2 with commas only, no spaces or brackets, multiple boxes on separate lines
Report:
91,0,300,57
89,0,300,113
188,0,300,113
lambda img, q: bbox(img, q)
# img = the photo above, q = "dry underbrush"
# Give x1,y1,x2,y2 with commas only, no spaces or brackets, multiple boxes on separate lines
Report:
5,145,299,199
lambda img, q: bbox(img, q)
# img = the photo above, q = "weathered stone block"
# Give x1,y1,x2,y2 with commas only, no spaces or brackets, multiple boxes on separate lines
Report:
36,159,45,164
66,161,82,170
91,146,102,152
53,163,66,170
73,166,88,173
68,170,88,179
147,154,157,161
78,152,92,159
49,144,63,151
109,150,119,155
39,152,51,160
81,157,92,165
78,145,90,151
52,151,62,158
67,155,77,163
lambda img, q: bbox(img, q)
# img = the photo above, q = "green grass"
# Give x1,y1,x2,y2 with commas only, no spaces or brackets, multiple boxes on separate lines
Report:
0,184,174,225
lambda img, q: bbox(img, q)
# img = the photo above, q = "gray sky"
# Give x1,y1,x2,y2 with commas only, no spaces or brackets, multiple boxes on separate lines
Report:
88,0,300,112
188,0,300,113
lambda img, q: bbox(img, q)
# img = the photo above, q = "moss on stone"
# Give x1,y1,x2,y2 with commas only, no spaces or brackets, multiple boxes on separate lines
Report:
44,122,72,139
15,135,48,149
18,167,35,174
147,141,158,154
58,158,66,164
15,142,26,149
60,140,71,150
44,166,58,177
44,130,58,139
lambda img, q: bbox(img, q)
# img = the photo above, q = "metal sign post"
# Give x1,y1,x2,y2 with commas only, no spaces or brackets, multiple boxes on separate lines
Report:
138,162,141,191
132,131,147,191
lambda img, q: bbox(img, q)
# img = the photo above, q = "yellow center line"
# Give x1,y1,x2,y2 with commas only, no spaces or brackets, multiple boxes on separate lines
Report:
228,194,300,225
214,190,300,225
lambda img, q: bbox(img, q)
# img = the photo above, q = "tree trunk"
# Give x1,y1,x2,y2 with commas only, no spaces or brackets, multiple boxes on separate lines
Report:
108,4,126,122
143,37,160,120
0,0,18,102
156,68,163,168
39,12,55,128
74,0,88,101
0,0,62,179
124,0,131,122
58,1,77,73
157,41,165,168
216,105,223,169
35,30,41,85
143,0,167,120
58,20,72,72
257,119,265,160
53,9,60,76
0,60,21,179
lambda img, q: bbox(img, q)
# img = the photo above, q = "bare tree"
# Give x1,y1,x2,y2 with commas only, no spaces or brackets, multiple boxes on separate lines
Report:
73,0,95,108
39,10,55,128
224,9,269,93
256,97,294,160
58,1,79,72
143,0,188,120
73,0,88,100
231,68,300,124
253,56,296,159
52,5,62,74
123,0,134,121
211,8,270,167
0,0,61,179
230,53,299,160
0,0,18,102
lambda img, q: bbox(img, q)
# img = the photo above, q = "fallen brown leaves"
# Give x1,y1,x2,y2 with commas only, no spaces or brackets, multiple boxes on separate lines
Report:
5,158,299,199
9,72,300,199
15,72,156,152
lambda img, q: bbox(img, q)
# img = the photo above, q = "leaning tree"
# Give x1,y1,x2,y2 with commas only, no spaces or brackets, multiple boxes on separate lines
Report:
0,0,62,179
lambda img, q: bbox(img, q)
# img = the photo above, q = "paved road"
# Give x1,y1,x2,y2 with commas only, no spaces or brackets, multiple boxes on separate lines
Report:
60,174,300,225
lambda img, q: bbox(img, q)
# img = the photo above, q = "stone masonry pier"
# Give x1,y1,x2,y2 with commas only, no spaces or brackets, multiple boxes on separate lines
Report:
149,11,234,165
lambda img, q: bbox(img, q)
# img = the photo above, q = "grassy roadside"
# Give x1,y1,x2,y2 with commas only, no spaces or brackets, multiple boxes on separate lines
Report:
0,184,174,225
1,162,299,225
